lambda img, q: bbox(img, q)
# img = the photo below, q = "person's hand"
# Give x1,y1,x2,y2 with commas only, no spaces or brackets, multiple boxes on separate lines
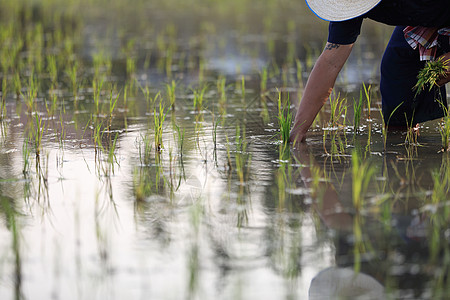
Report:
437,52,450,87
289,119,307,145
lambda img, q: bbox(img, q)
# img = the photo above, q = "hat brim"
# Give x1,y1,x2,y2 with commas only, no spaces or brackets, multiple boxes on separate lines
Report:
305,0,382,21
309,267,386,299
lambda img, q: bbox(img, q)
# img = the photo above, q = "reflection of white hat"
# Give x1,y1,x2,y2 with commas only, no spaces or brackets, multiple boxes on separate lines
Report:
305,0,382,21
309,267,386,300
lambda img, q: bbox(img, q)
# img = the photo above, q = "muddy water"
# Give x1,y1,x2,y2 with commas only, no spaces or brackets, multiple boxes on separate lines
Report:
0,1,449,299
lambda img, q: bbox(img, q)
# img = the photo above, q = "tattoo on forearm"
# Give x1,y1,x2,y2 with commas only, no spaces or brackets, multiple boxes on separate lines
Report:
324,43,341,51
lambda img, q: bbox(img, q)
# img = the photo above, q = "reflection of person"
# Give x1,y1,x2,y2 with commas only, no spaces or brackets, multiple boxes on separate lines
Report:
290,0,450,144
293,145,434,299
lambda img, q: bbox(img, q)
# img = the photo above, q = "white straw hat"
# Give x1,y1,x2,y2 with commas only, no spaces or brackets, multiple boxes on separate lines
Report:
309,268,386,300
305,0,382,21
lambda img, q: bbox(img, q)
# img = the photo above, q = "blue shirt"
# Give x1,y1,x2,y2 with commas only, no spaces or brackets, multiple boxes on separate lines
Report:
328,0,450,45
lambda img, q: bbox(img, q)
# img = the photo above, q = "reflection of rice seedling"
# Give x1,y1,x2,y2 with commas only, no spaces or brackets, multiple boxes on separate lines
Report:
414,57,449,96
277,91,292,145
379,102,403,151
436,100,450,151
22,138,31,176
139,132,153,166
352,150,376,212
212,115,219,162
235,126,250,183
225,135,232,171
1,77,7,118
428,162,450,264
174,123,185,158
32,113,45,157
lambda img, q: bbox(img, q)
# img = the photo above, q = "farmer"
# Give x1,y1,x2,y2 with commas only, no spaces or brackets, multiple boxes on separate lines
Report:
290,0,450,144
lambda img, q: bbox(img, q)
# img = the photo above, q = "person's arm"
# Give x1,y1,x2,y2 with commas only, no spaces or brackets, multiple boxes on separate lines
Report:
293,144,353,231
290,42,354,144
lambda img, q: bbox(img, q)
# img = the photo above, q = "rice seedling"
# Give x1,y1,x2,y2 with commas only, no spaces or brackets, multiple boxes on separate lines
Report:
92,49,112,80
23,72,38,113
414,57,449,96
13,72,22,99
192,85,207,112
107,85,120,118
217,75,227,105
154,101,166,152
260,66,268,96
362,83,372,120
353,90,364,134
433,100,450,152
328,92,347,129
351,150,376,212
404,113,420,147
93,77,104,116
165,47,173,78
282,65,289,87
66,60,78,97
198,59,205,83
46,54,58,89
45,92,58,117
295,58,304,90
106,133,119,173
166,80,176,111
277,91,293,145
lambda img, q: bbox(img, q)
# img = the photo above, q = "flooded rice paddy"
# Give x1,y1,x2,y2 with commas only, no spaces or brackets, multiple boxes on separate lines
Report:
0,1,449,299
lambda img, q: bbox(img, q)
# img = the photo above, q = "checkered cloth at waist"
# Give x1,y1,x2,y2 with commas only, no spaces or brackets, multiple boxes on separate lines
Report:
403,26,450,61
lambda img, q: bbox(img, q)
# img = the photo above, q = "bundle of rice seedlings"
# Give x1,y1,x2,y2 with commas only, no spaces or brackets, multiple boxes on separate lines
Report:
414,57,449,96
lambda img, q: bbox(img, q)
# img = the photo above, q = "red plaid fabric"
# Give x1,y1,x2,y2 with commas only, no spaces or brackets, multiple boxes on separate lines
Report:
403,26,450,61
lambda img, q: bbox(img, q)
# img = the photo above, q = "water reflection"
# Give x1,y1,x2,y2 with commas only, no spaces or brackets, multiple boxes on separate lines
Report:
295,143,450,299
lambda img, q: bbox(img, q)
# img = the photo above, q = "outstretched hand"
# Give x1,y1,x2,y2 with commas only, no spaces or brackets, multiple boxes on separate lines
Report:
437,52,450,87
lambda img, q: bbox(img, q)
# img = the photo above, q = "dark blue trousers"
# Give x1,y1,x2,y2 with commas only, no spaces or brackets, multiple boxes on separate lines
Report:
381,26,449,127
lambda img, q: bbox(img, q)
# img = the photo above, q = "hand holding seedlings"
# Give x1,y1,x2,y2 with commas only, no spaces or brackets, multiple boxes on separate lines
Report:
414,55,450,95
436,52,450,87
